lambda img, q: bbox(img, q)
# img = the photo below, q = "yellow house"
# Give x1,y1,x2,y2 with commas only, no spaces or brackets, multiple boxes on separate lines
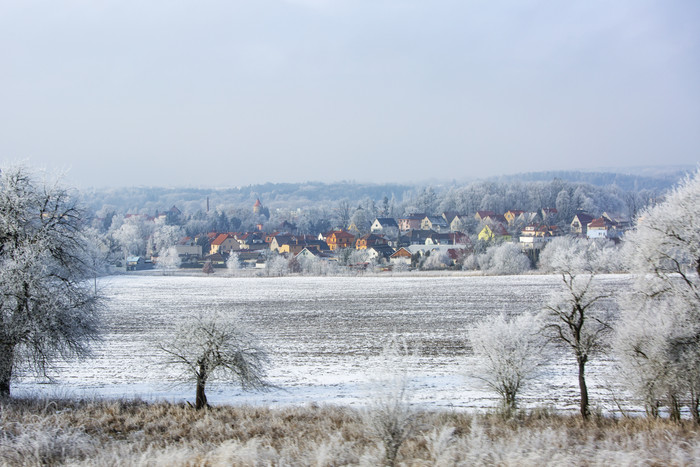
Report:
504,210,525,225
209,234,240,255
325,230,355,251
478,224,512,242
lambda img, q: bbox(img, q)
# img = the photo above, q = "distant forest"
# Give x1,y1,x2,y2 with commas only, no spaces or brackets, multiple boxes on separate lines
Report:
81,168,692,227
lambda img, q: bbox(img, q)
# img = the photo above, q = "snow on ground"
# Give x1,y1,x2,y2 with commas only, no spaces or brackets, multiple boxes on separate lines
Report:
15,274,637,414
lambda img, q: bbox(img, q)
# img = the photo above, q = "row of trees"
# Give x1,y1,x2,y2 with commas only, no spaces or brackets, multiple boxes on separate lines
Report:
469,171,700,420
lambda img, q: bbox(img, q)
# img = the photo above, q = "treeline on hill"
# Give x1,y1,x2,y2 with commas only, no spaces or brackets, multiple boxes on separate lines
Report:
81,169,687,237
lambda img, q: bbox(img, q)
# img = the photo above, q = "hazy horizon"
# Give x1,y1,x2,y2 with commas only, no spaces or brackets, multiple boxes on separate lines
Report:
1,1,698,189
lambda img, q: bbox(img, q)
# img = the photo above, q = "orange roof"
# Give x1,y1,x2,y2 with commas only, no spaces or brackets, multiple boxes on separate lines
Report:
588,217,609,228
211,233,231,246
329,230,355,240
391,248,412,258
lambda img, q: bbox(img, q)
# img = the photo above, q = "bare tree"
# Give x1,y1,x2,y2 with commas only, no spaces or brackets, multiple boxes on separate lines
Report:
158,313,269,410
335,200,352,230
544,272,612,419
468,312,546,416
0,166,102,397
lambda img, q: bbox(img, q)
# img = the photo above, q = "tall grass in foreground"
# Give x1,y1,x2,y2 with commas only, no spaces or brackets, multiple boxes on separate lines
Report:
1,398,700,466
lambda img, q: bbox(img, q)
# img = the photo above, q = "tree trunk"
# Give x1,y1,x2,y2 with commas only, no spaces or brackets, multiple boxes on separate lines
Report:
0,342,15,398
195,376,207,410
669,393,681,422
690,396,700,424
577,355,589,419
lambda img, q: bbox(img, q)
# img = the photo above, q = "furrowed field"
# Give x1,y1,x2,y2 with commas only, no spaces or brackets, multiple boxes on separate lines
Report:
8,274,700,466
14,274,632,414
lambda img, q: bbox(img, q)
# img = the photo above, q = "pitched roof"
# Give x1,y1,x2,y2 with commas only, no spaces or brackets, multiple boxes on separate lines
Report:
425,216,448,225
588,217,610,228
391,247,412,258
399,213,427,221
367,244,395,257
211,233,231,246
328,230,355,240
442,211,462,223
374,217,399,227
485,214,508,224
572,212,595,224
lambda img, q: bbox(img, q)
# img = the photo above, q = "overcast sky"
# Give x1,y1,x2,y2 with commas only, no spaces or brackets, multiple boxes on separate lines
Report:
1,1,698,188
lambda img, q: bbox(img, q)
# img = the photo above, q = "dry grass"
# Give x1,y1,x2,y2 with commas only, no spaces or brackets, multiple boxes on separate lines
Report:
1,397,699,466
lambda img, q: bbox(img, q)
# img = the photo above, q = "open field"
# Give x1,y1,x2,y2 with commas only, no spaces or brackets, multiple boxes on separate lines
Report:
2,398,699,466
15,274,633,415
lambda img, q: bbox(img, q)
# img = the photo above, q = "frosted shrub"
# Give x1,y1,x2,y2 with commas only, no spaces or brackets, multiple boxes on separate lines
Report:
421,250,451,270
363,338,417,467
225,252,241,275
158,246,181,274
478,243,531,275
461,253,479,271
539,236,621,273
0,425,97,465
265,253,289,276
467,312,546,416
424,426,457,465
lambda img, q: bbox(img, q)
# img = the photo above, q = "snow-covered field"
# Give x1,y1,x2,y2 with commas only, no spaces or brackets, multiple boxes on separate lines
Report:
16,274,635,414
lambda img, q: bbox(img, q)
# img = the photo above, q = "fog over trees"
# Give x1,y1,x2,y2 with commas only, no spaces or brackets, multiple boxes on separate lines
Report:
81,170,683,239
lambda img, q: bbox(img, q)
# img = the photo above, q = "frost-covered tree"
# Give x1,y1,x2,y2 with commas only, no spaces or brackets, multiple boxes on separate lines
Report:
615,171,700,420
478,243,531,275
158,246,181,274
539,236,621,274
614,294,700,420
335,200,352,229
152,221,183,255
421,249,451,270
158,313,269,410
265,253,289,277
112,215,151,258
226,251,241,275
468,312,546,416
0,167,102,397
544,272,612,419
81,227,115,284
623,170,700,301
416,186,438,215
349,206,372,235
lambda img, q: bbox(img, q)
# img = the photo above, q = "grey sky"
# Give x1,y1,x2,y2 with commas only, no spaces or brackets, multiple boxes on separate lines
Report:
1,1,698,188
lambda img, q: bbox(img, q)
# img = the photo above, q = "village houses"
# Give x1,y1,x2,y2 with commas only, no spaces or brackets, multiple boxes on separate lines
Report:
129,199,629,273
